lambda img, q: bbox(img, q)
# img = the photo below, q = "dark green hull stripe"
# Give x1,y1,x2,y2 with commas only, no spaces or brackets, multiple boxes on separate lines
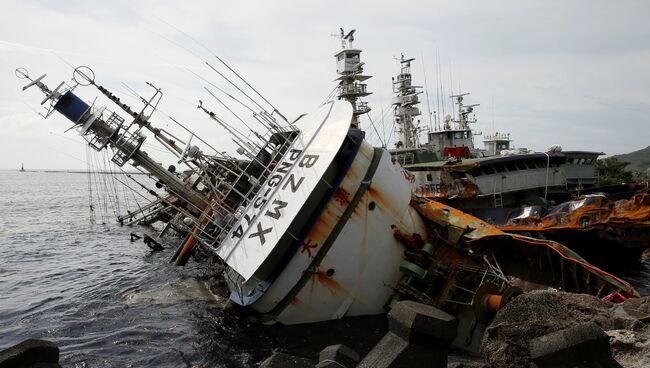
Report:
256,147,385,323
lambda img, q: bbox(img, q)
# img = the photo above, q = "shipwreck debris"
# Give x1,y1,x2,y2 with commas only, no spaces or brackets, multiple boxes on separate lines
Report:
388,196,638,352
357,300,457,368
481,192,650,269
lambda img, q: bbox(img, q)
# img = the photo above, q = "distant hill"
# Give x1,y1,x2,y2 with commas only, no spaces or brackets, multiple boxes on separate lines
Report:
611,146,650,173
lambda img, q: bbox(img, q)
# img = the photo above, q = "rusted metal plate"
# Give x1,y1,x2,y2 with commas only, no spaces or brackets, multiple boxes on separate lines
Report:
408,197,638,303
494,193,650,257
500,193,650,231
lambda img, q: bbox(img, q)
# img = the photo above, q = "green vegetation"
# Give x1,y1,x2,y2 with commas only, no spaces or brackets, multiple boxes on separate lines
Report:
596,157,634,186
611,146,650,174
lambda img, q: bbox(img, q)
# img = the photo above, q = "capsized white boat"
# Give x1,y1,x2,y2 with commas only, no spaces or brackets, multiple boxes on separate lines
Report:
16,29,425,325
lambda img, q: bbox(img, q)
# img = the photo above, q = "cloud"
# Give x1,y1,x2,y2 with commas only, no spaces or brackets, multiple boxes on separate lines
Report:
0,0,649,170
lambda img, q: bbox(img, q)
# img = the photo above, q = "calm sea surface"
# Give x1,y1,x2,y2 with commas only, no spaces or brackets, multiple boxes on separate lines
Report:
1,171,648,367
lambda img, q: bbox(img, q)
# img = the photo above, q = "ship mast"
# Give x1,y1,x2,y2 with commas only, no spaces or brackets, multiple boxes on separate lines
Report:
334,28,372,129
16,67,209,210
392,55,423,149
450,93,479,131
17,65,302,262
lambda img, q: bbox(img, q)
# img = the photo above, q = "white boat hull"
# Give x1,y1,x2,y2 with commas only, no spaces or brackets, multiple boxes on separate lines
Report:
252,140,426,324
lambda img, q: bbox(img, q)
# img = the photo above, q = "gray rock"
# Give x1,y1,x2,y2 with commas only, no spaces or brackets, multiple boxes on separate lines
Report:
357,301,457,368
387,300,457,344
317,344,359,368
0,339,60,368
258,351,312,368
607,328,650,368
482,290,638,367
529,322,622,368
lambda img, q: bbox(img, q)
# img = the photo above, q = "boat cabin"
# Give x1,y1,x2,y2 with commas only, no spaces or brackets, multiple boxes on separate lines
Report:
483,133,512,156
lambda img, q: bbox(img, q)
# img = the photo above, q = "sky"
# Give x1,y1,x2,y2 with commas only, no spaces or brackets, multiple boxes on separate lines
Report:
0,0,649,170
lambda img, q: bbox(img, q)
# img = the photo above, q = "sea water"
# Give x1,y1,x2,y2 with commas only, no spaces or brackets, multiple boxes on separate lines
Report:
1,171,648,367
0,171,266,367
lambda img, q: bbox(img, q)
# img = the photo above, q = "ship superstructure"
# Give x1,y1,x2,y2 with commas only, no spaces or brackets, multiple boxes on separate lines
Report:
392,55,423,150
389,65,484,166
334,29,372,129
380,59,604,207
425,93,481,159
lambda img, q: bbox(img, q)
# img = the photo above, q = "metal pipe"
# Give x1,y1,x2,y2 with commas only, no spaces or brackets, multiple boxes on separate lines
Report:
543,152,550,200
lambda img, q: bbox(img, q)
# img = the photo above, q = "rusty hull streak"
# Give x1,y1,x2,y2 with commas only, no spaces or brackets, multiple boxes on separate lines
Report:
332,187,352,206
412,197,503,240
315,270,343,295
391,225,425,250
367,185,404,221
414,178,480,200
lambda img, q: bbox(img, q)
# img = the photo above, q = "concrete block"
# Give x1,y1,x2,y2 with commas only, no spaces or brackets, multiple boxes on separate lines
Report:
529,322,622,368
0,339,60,368
317,344,360,368
258,351,312,368
357,301,457,368
388,300,457,344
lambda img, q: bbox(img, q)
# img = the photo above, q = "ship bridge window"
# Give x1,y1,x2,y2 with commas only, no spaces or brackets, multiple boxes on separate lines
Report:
496,165,507,173
426,173,433,182
506,163,517,171
482,166,495,175
516,162,527,170
337,54,344,61
454,132,462,139
346,52,360,60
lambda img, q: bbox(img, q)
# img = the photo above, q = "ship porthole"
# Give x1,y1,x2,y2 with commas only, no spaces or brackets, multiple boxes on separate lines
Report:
368,201,376,210
326,268,335,277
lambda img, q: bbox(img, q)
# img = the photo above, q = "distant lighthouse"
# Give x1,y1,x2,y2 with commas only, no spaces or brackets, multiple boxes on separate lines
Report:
19,163,25,172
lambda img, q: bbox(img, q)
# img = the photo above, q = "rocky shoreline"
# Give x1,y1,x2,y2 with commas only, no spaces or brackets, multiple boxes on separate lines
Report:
3,290,650,367
258,290,650,367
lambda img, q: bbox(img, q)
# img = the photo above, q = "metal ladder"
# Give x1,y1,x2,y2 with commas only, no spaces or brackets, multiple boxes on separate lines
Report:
493,181,504,208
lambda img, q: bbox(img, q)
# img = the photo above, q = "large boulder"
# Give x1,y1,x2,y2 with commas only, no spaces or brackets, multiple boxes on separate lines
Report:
607,328,650,368
481,290,640,367
0,339,60,368
529,322,621,367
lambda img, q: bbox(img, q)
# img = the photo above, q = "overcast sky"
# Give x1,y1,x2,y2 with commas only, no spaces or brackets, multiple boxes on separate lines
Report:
1,0,648,170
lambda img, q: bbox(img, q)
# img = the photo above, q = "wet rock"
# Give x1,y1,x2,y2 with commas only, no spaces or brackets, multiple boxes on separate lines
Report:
607,328,650,368
0,339,60,368
620,296,650,322
447,352,488,368
447,363,488,368
529,322,621,367
387,300,457,344
481,290,640,367
316,344,359,368
258,351,312,368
